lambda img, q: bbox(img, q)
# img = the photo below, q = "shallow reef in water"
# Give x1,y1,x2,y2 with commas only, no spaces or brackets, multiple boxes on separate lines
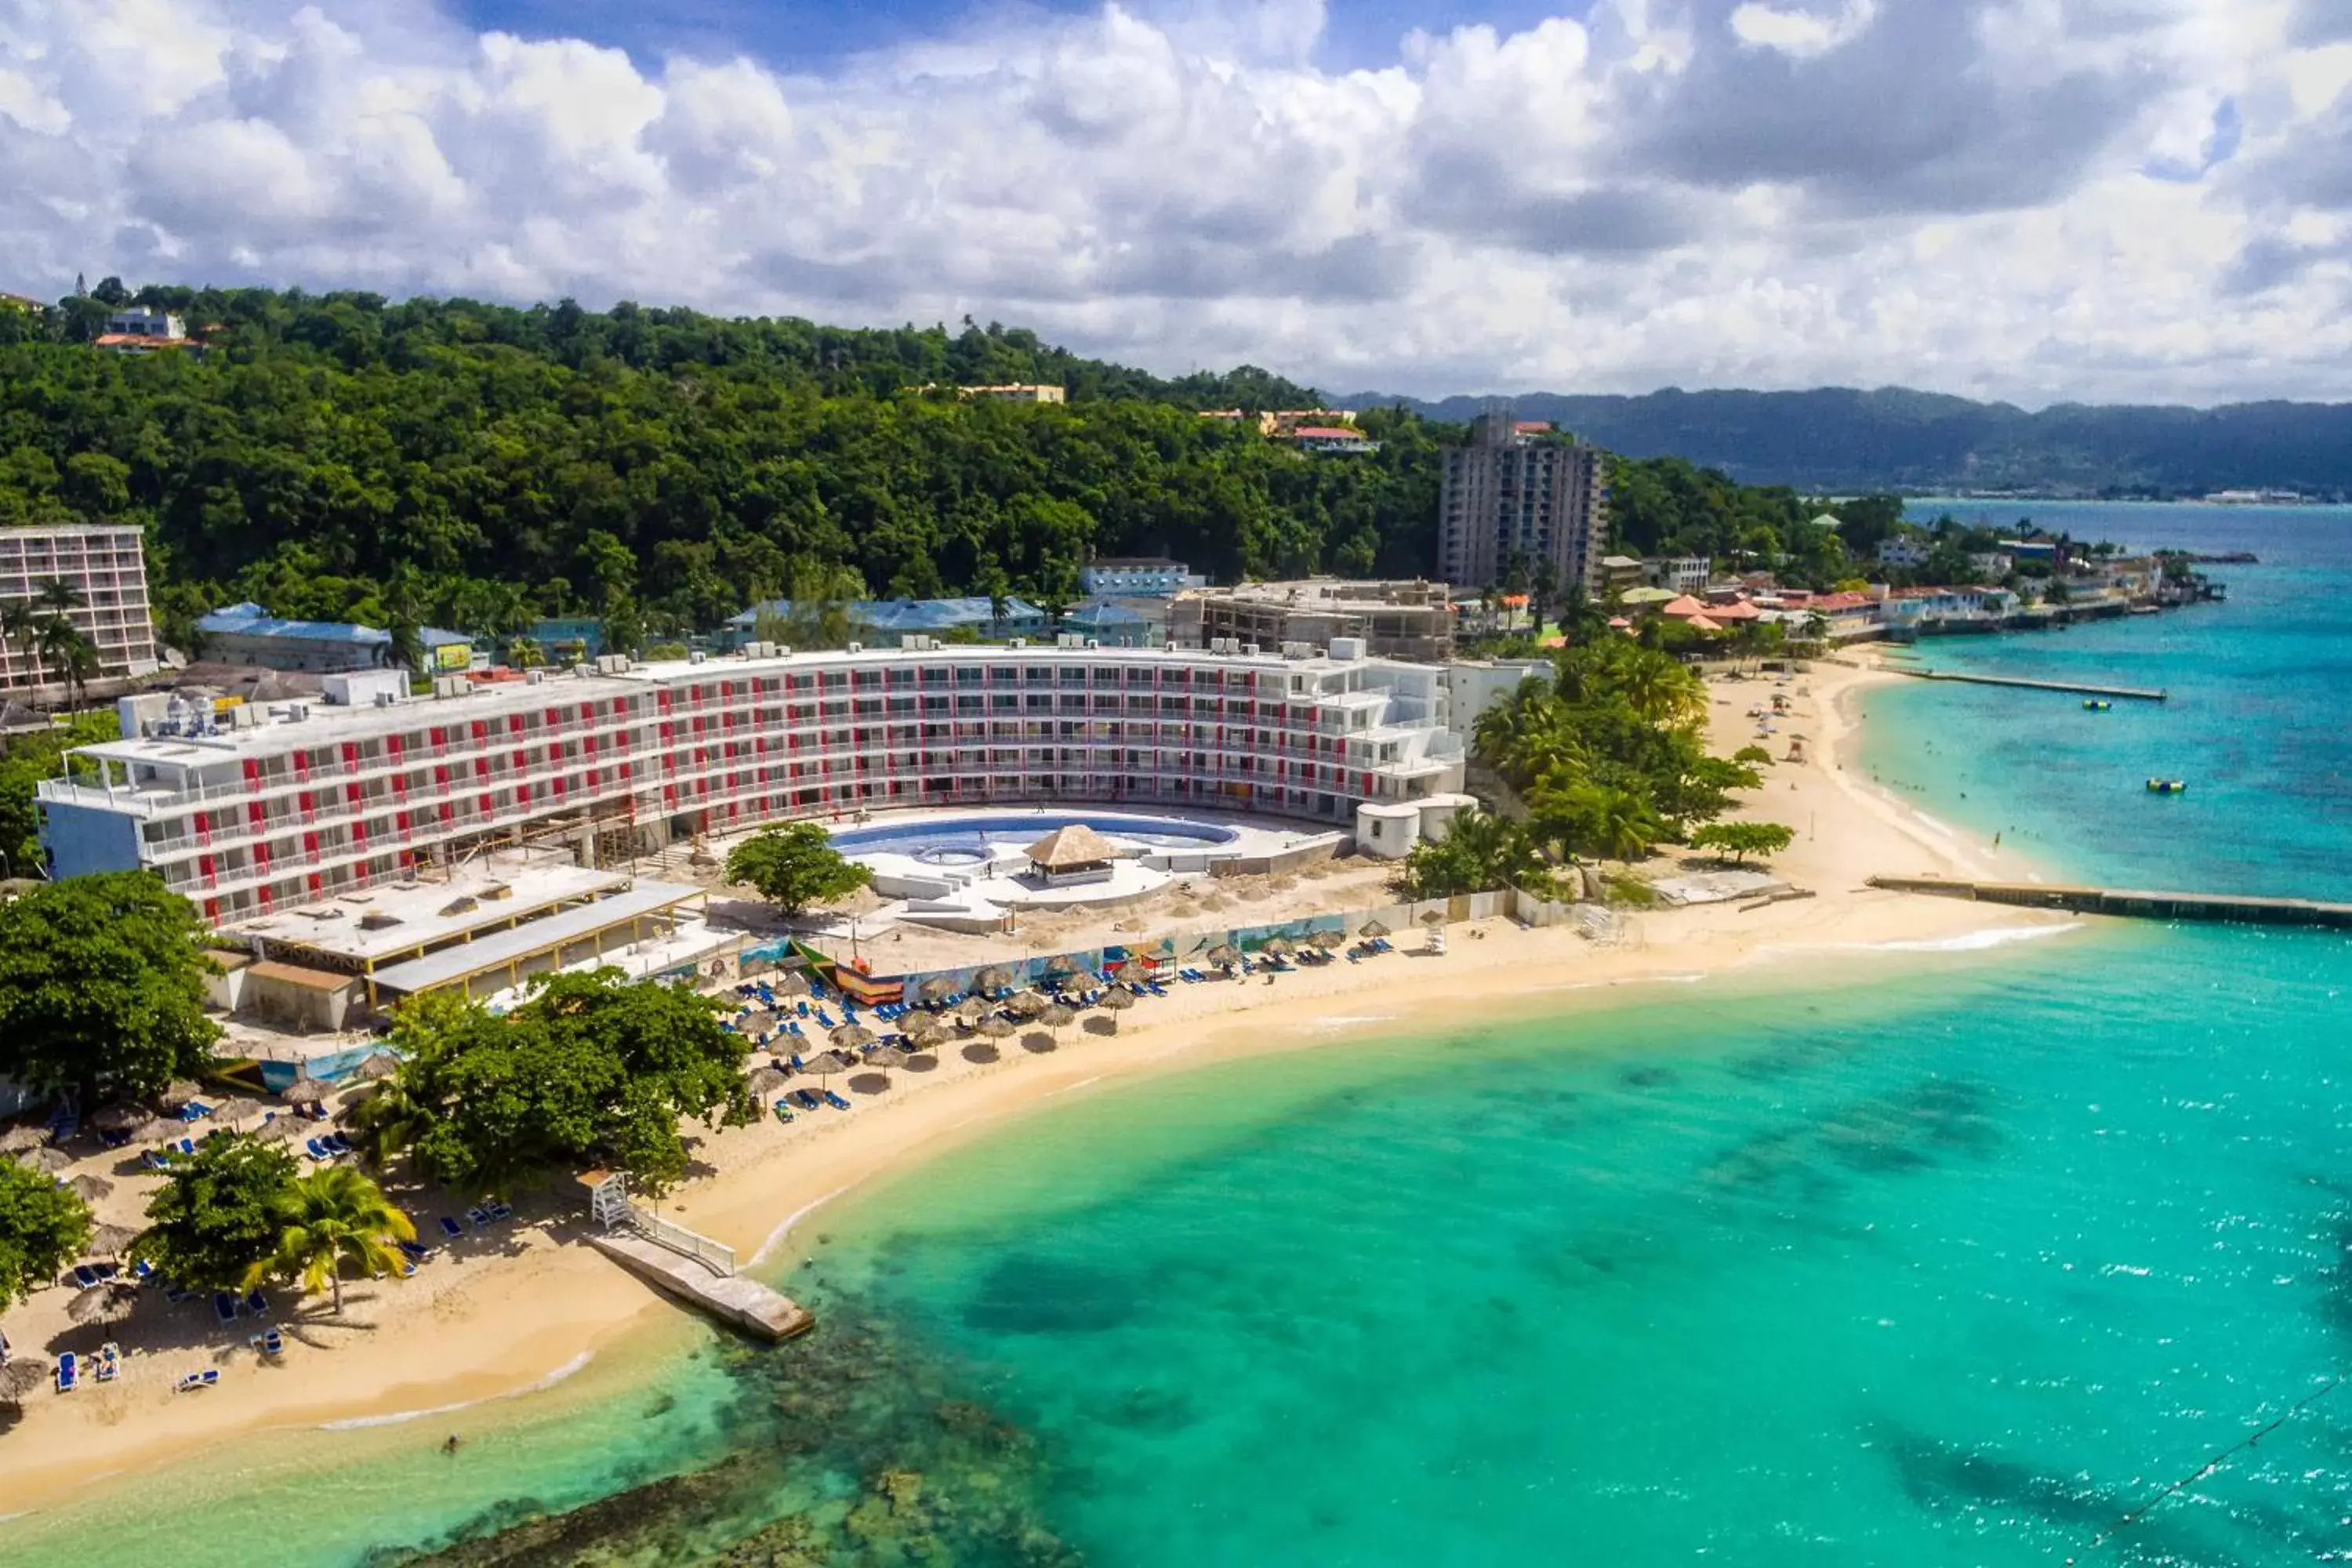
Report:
372,1292,1083,1568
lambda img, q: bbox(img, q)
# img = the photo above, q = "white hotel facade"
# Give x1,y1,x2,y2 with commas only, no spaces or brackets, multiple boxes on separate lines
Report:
40,640,1490,926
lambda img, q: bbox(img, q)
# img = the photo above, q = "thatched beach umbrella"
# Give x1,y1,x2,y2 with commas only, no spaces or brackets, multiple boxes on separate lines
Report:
974,964,1015,995
1094,987,1135,1031
357,1051,402,1080
800,1050,855,1083
0,1359,46,1403
918,976,958,1004
976,1016,1016,1041
771,970,811,998
1205,943,1239,970
158,1080,205,1109
281,1076,333,1105
1308,928,1345,951
865,1044,909,1086
829,1023,877,1054
249,1113,305,1144
65,1174,113,1203
1039,1003,1076,1037
1359,919,1391,940
1259,936,1294,959
0,1125,53,1154
91,1103,157,1136
211,1096,263,1127
87,1222,140,1255
1005,989,1051,1019
67,1279,139,1327
14,1147,71,1174
902,1018,949,1053
746,1065,789,1097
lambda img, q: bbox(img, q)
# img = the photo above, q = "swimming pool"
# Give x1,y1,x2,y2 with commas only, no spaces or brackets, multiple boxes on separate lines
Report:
829,811,1242,859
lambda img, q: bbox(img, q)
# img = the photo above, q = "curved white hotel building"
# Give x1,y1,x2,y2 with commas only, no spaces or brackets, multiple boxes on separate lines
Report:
40,637,1493,927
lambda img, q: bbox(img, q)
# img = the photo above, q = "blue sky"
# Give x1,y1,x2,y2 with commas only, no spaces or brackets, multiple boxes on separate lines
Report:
448,0,1581,69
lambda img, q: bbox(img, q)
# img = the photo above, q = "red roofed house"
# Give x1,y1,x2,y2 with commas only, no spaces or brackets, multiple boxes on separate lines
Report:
1290,426,1379,455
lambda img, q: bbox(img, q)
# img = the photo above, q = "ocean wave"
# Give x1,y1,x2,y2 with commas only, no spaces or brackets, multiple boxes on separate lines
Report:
1835,924,2083,954
751,1184,859,1267
1305,1014,1397,1029
316,1350,593,1429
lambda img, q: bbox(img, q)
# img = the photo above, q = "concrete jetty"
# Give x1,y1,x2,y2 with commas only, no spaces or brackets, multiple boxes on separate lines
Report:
1882,669,2168,702
1871,877,2352,931
589,1232,816,1341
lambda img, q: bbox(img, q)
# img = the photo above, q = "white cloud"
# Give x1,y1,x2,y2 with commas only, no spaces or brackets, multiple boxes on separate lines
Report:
2,0,2348,403
1728,0,1878,57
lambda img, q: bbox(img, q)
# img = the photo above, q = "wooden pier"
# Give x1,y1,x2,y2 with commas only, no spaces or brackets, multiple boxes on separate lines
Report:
1870,877,2352,931
589,1231,816,1341
1881,669,2168,702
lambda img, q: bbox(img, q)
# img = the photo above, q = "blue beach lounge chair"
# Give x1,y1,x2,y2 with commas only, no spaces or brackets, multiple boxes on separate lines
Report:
822,1090,852,1111
251,1328,285,1358
244,1288,269,1316
54,1352,76,1392
439,1215,465,1240
213,1292,240,1324
175,1368,220,1392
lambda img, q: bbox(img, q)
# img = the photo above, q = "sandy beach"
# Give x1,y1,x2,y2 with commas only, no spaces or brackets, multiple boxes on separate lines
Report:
0,654,2074,1508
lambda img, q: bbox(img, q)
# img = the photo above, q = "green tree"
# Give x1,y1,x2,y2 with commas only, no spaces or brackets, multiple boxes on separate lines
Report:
0,873,220,1103
382,972,751,1196
0,1157,93,1307
2,597,45,691
1388,807,1550,899
1690,821,1796,864
130,1134,299,1292
724,822,873,918
256,1166,416,1315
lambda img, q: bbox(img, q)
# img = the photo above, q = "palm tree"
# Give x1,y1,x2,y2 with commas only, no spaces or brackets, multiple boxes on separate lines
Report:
344,1078,432,1167
46,626,99,710
250,1167,416,1316
32,576,85,616
0,598,40,692
34,616,94,710
505,637,546,670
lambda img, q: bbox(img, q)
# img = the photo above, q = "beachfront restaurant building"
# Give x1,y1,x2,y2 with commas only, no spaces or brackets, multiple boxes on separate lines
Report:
38,637,1473,927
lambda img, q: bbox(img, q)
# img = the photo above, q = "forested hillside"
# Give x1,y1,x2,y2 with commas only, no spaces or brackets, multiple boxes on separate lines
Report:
1350,386,2352,496
0,286,1863,652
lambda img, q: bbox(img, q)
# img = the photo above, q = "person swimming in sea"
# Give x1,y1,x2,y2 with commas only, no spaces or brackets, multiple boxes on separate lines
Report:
443,1433,463,1456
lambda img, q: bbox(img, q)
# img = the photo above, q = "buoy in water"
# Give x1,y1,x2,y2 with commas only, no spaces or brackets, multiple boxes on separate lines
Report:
2144,779,2187,795
2083,699,2111,711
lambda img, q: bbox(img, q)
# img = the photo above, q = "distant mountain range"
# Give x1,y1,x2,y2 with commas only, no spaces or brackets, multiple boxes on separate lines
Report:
1334,386,2352,498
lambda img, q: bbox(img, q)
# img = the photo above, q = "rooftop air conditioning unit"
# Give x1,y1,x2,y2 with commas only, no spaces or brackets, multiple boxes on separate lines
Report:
688,651,706,665
285,702,310,722
524,669,544,685
1084,638,1101,650
773,645,792,658
846,641,862,655
1007,637,1025,649
373,691,399,707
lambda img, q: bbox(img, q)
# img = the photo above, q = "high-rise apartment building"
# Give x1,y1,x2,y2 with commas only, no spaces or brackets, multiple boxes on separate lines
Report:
0,524,161,697
1437,413,1610,593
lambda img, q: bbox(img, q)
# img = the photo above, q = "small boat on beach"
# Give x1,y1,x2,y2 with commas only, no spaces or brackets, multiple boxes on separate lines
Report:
2145,779,2188,795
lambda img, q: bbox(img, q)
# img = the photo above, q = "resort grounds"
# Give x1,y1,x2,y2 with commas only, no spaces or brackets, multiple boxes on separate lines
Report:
0,652,2076,1510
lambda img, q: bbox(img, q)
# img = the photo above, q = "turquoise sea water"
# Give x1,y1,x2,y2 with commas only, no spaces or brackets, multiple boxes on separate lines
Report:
5,503,2350,1566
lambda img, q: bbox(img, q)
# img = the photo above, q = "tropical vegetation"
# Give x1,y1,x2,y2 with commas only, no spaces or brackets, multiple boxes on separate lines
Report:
256,1166,417,1315
0,1157,93,1308
1688,822,1797,865
358,971,753,1197
0,872,221,1103
129,1133,302,1293
1472,638,1761,865
0,285,1907,669
1387,807,1551,902
725,822,873,917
